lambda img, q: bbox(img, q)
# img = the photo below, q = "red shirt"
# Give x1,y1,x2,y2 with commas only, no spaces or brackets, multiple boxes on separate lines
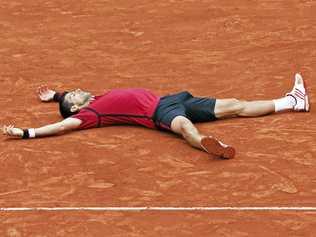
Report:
71,88,160,130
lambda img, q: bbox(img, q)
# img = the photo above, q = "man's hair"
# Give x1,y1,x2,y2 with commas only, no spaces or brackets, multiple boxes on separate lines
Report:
58,92,79,118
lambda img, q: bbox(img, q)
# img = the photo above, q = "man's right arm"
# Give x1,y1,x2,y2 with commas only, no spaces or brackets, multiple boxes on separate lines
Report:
34,118,82,137
2,118,82,139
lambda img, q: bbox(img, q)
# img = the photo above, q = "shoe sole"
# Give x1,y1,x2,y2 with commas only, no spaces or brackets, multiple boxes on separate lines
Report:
201,137,236,159
303,75,310,112
305,94,309,112
299,74,309,112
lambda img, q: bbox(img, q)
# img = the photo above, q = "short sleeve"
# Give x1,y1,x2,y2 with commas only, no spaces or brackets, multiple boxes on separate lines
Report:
71,109,98,130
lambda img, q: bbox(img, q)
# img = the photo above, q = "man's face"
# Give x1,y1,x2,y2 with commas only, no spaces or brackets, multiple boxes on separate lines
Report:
65,89,91,106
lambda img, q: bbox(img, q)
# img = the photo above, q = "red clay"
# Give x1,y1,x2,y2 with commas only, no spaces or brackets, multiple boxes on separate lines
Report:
0,0,315,236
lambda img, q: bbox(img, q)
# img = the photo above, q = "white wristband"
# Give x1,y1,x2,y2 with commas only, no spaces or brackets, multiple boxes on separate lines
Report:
28,128,36,138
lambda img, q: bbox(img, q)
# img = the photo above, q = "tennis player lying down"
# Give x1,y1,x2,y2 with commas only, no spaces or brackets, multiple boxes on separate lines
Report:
2,73,310,159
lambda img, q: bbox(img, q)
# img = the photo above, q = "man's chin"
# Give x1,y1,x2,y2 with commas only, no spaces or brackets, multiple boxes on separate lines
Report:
84,93,92,102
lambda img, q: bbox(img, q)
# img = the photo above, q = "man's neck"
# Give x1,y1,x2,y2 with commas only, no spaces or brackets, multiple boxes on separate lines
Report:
79,96,95,110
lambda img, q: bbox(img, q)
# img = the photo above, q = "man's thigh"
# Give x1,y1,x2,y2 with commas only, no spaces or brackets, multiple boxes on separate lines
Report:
154,92,191,131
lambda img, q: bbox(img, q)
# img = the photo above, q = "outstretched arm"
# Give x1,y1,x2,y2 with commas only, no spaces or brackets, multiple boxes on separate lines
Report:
2,118,82,139
37,85,66,103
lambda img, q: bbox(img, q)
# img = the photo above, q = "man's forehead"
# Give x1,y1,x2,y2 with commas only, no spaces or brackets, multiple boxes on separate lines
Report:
67,90,76,95
64,93,71,101
65,89,79,100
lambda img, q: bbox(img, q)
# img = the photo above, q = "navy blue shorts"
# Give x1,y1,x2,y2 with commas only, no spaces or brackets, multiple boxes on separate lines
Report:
153,91,217,130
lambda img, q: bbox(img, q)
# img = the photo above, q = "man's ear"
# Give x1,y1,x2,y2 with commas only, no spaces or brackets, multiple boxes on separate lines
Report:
70,105,79,112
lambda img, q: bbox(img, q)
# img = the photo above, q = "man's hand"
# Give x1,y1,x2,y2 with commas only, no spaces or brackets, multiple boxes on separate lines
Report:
2,125,23,138
37,85,56,102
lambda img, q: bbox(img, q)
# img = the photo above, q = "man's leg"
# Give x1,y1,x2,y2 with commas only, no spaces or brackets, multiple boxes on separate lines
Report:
214,73,309,118
170,116,205,149
170,116,235,159
214,99,277,118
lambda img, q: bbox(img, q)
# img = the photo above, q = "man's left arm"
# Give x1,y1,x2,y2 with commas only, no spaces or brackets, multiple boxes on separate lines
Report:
2,118,82,139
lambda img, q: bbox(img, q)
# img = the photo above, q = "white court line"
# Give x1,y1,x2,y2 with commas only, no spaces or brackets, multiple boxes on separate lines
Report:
1,207,316,211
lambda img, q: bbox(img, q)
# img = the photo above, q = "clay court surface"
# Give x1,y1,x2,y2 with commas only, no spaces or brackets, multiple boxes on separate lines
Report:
0,0,316,236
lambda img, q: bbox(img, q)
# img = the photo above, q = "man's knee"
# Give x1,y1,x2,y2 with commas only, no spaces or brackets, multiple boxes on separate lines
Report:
170,116,201,148
170,116,193,135
230,98,245,114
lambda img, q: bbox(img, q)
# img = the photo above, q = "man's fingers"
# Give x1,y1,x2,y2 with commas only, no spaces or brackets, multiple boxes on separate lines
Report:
4,126,10,135
38,85,48,94
38,88,44,96
39,88,49,96
37,86,48,100
42,86,48,91
7,125,12,135
3,125,13,135
3,125,9,134
5,125,13,136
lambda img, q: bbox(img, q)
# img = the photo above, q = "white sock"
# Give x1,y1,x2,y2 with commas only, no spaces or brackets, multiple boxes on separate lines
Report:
273,96,296,112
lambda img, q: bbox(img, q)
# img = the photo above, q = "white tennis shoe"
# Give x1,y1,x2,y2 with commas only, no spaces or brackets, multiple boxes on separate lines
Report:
286,73,309,112
201,136,235,159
